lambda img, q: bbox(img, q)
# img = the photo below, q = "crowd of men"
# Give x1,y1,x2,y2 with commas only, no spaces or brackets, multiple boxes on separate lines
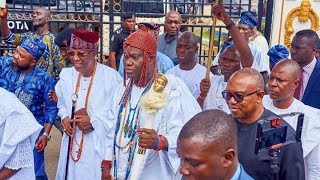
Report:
0,2,320,180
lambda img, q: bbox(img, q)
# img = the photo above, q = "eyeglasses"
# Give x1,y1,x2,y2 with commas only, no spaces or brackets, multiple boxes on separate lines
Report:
222,90,260,102
67,51,91,59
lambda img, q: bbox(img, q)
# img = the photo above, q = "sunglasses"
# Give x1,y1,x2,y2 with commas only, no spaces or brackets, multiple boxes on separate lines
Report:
222,90,260,102
67,51,91,59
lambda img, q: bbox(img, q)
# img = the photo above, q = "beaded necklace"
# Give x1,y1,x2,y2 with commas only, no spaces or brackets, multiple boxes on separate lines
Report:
69,63,97,162
112,79,153,179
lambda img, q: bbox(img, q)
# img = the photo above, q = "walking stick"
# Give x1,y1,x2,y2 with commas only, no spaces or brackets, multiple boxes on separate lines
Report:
206,0,220,79
65,98,77,180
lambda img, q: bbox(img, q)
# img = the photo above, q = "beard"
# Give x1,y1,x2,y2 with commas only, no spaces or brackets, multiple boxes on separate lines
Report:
13,63,30,71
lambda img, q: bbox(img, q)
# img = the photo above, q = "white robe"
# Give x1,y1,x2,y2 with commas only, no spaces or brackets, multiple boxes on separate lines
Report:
0,87,42,180
166,63,219,110
104,74,202,180
263,96,320,180
213,41,269,73
251,33,269,70
55,63,122,180
207,76,230,114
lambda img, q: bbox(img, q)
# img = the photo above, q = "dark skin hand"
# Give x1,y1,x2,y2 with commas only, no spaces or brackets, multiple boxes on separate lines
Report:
101,130,168,179
61,108,93,136
101,169,112,180
0,167,18,180
61,116,73,136
137,128,159,149
35,135,48,152
197,78,211,109
212,3,254,68
35,124,52,152
136,128,168,151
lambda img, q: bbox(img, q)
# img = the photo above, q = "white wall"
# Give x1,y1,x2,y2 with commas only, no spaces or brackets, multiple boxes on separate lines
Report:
270,0,320,47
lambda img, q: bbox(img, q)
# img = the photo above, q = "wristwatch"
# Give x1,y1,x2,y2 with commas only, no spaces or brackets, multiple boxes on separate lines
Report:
226,21,235,30
43,132,51,141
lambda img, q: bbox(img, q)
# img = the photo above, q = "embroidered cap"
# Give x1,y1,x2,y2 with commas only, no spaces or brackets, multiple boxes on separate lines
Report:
70,29,99,50
267,45,290,65
239,11,257,29
54,28,76,47
20,37,46,60
124,30,157,56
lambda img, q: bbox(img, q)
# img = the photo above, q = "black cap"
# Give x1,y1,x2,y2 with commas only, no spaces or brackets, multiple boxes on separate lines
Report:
121,12,135,21
54,28,76,47
317,40,320,49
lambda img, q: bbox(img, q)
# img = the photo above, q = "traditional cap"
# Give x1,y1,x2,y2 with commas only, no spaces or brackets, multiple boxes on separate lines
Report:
239,11,257,29
54,28,76,47
20,37,46,60
70,29,99,50
124,30,157,55
138,22,160,39
138,22,160,30
123,30,157,87
267,45,290,65
220,38,234,53
121,12,135,21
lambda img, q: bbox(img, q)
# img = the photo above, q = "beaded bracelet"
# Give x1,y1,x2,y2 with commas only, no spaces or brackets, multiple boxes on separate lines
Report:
101,166,111,171
155,135,166,151
198,94,207,100
153,135,160,150
101,160,112,171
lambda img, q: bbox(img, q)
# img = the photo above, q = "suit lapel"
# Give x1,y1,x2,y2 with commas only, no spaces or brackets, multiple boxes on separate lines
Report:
302,60,320,101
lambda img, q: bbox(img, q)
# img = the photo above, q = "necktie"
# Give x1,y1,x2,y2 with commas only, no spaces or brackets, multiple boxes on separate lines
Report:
294,68,304,100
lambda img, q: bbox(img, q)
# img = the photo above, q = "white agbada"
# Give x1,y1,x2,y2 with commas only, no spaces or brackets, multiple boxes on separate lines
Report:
0,87,42,180
166,63,219,110
105,74,202,180
208,76,230,113
250,33,269,70
55,63,122,180
213,41,269,73
263,96,320,180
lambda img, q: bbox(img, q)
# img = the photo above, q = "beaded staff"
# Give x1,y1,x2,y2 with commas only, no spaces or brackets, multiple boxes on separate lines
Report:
130,65,168,180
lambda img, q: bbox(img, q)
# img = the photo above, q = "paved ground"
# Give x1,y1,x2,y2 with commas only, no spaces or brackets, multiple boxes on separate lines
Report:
45,127,62,179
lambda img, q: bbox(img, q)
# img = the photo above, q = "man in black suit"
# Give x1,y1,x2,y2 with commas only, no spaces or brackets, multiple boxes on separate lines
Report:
291,29,320,109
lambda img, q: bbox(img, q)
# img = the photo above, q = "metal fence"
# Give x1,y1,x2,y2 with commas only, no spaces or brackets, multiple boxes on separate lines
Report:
1,0,269,64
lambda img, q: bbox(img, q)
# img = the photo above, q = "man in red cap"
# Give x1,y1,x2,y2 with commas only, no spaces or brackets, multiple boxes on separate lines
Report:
55,29,122,180
101,30,201,180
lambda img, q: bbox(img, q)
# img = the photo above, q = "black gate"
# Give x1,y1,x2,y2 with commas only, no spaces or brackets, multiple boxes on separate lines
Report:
1,0,270,64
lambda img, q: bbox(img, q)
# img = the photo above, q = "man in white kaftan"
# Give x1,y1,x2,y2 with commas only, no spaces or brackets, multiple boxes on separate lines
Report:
102,30,201,180
264,59,320,180
55,30,122,180
0,87,42,179
106,75,201,180
213,41,268,73
167,63,220,110
166,31,218,110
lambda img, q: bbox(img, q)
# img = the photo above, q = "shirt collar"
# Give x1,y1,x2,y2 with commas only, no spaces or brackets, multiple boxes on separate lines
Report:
302,57,317,76
121,26,130,34
230,163,241,180
164,32,181,42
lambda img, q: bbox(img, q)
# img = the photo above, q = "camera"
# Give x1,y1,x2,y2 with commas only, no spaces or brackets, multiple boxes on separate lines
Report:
254,112,304,154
